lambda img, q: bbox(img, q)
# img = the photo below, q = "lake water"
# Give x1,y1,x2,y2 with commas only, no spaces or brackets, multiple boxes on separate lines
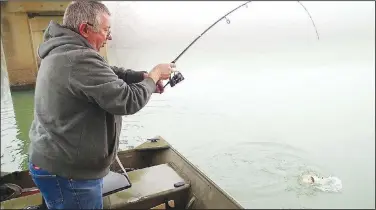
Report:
1,1,375,209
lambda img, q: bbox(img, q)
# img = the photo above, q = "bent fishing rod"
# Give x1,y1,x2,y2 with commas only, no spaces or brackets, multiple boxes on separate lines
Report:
164,1,320,88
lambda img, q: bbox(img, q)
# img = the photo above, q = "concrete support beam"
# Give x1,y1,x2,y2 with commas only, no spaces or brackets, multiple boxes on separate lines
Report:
1,1,108,88
1,1,69,13
1,11,37,87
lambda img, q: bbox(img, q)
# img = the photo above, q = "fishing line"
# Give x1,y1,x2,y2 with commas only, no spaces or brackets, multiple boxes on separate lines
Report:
164,1,320,88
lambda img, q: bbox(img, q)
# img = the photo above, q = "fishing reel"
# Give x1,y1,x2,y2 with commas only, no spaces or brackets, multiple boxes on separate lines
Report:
164,71,185,88
169,71,184,87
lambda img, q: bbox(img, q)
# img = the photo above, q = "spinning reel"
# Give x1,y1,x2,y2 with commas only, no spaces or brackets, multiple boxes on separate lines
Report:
164,70,185,88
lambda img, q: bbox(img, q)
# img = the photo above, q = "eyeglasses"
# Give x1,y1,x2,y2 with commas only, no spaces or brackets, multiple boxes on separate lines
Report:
86,22,111,39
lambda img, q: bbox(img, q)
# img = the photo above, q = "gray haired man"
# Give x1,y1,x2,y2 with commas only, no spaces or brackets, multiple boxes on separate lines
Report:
28,1,173,209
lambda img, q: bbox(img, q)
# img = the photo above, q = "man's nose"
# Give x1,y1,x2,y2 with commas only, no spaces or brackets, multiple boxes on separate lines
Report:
107,34,112,40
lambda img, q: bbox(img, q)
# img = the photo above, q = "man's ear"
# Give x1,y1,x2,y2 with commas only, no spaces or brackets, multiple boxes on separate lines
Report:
78,23,89,38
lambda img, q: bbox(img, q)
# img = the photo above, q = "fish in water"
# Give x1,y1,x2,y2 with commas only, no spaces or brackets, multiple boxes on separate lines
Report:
301,174,324,184
300,173,343,192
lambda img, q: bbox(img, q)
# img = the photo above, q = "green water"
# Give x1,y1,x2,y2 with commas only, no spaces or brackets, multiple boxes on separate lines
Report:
10,90,35,170
1,89,35,171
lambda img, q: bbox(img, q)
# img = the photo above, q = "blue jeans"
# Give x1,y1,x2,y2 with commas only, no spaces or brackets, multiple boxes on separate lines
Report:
28,162,103,209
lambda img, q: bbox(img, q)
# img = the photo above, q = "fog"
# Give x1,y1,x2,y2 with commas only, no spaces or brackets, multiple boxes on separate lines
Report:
102,1,375,208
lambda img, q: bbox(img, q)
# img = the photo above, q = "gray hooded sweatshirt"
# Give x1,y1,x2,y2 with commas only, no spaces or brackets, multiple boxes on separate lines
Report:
28,21,156,180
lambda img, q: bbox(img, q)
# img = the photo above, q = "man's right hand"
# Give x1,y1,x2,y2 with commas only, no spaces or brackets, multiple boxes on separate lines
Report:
148,63,175,83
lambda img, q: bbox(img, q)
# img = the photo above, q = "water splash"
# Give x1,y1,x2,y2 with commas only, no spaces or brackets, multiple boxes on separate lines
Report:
299,173,343,193
295,172,343,200
315,176,342,193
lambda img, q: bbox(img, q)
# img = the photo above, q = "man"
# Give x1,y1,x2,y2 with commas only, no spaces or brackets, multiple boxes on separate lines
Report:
28,1,174,209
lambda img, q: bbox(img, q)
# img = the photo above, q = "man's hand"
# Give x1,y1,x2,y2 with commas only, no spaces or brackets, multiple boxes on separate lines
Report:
144,73,165,94
155,80,164,94
148,63,175,83
146,63,176,94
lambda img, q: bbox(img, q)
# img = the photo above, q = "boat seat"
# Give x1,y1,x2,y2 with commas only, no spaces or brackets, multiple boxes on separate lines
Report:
103,171,132,197
103,163,190,209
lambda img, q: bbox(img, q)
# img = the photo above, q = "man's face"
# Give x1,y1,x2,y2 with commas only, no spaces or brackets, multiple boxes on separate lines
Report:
81,13,112,51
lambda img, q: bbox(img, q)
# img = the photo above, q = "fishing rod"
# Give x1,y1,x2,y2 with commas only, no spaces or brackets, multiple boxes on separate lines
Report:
164,1,320,88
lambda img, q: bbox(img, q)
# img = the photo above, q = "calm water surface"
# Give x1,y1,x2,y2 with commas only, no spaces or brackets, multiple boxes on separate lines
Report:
1,1,375,209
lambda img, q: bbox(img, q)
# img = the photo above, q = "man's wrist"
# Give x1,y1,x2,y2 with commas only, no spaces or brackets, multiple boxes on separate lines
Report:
143,73,148,79
147,72,160,84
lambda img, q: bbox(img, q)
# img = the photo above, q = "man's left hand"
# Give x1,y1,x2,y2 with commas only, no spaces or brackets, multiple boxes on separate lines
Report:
155,80,164,94
144,73,164,94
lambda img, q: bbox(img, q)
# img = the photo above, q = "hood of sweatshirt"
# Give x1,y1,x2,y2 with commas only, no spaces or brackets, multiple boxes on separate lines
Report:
38,21,95,59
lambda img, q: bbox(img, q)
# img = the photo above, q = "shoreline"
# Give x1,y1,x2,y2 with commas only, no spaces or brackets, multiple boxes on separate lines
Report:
10,84,35,92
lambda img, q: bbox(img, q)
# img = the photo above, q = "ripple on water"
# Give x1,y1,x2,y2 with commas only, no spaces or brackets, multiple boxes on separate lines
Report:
1,96,24,172
200,140,340,208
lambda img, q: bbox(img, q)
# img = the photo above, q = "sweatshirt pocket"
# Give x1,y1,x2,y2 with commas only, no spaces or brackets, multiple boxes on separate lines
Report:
78,122,107,163
105,114,118,158
107,121,116,156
